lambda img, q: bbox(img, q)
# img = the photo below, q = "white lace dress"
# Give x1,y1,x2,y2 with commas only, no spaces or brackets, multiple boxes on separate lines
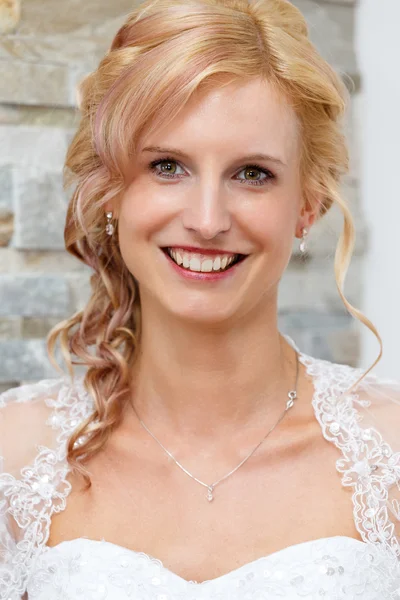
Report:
1,338,400,599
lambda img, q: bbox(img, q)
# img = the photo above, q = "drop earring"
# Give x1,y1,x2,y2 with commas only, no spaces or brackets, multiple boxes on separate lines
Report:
299,227,308,254
105,212,114,236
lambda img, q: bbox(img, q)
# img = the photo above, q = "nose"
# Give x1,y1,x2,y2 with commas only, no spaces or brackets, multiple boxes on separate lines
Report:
181,184,232,240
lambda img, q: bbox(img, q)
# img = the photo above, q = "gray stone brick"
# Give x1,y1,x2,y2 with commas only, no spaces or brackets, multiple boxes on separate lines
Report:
15,0,136,37
0,317,21,338
0,339,63,382
0,125,70,169
0,60,70,107
67,272,92,311
14,168,67,250
0,166,13,212
0,35,103,67
0,208,14,247
0,275,71,317
0,248,20,273
0,104,20,125
0,248,89,274
12,0,134,38
0,104,78,128
22,317,63,339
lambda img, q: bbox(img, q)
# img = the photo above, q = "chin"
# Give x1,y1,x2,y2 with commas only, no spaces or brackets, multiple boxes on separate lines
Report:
162,296,241,326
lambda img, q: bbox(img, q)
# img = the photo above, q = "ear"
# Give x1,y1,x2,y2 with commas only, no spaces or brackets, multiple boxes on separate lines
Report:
295,194,321,239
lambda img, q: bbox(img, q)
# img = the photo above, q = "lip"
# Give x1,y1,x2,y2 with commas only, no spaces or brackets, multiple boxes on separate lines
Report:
161,248,248,281
163,246,240,257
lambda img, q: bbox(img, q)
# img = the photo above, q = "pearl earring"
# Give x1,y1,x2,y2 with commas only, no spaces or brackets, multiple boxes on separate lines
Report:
105,212,114,236
299,227,308,254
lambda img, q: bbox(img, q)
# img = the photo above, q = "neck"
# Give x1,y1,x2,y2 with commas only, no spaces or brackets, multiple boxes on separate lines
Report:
129,300,299,441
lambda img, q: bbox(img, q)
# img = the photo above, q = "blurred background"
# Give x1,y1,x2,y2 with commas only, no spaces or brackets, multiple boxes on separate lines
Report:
0,0,398,389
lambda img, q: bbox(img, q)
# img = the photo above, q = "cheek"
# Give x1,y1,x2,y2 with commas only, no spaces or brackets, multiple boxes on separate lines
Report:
118,186,173,240
240,199,297,253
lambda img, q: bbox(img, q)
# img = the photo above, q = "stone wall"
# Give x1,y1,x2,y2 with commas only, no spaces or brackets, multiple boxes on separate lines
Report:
0,0,362,389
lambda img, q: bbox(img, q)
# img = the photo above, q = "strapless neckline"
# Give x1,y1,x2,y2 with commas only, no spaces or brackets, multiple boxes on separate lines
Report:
43,534,368,586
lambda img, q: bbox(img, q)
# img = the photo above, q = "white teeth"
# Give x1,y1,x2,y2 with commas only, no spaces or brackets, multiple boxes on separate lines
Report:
213,257,221,271
189,258,201,271
167,249,240,273
201,259,213,272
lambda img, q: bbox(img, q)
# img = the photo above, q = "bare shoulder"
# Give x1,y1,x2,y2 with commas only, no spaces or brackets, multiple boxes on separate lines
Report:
0,377,66,477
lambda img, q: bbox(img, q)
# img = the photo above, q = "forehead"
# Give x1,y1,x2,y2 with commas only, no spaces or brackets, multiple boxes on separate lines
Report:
140,77,300,164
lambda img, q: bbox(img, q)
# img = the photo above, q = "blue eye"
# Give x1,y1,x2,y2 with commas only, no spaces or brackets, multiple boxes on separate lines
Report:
148,157,275,187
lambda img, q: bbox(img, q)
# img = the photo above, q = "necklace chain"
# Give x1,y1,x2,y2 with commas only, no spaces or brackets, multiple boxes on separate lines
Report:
131,353,299,502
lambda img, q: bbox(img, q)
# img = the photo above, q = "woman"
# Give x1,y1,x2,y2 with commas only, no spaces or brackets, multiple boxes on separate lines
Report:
1,0,399,598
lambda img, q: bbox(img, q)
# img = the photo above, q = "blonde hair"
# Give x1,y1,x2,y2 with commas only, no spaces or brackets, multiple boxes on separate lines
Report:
47,0,381,486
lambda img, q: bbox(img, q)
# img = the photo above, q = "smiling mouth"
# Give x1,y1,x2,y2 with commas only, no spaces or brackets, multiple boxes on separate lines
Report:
161,248,248,273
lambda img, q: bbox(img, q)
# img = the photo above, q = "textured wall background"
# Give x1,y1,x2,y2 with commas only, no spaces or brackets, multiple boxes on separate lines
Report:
0,0,363,389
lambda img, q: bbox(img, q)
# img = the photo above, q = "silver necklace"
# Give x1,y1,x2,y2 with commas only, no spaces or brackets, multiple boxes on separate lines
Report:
131,354,299,502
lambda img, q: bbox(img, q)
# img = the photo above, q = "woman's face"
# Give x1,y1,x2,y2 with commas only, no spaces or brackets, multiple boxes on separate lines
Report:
111,76,315,324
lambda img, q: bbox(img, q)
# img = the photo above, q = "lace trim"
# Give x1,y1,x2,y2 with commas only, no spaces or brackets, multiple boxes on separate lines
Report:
298,352,400,561
0,376,94,598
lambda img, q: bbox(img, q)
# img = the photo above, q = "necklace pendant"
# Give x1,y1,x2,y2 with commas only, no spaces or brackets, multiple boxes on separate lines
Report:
207,486,214,502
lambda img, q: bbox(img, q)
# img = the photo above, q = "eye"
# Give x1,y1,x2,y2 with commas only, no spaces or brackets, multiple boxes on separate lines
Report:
235,165,275,187
148,158,185,179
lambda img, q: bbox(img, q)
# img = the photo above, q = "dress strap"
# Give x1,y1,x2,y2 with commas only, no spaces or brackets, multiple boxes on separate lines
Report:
0,375,94,598
298,351,400,561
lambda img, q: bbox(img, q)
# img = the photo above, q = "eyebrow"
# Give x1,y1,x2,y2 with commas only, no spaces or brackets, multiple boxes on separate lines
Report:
142,146,287,167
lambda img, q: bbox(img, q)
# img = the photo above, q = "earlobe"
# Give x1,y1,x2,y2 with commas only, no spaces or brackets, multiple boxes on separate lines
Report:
104,194,121,219
296,197,320,237
295,212,316,239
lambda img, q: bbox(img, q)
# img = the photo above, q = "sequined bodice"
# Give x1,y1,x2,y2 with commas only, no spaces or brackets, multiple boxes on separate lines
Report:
28,536,400,599
1,341,400,599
